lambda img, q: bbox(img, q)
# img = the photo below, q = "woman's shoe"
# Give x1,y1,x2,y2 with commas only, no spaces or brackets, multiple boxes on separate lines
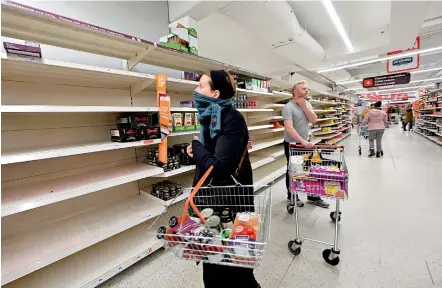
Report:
368,149,376,157
380,150,384,156
376,151,381,158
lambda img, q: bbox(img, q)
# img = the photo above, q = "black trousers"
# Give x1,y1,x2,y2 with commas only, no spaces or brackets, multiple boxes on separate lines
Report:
203,263,259,288
284,141,291,198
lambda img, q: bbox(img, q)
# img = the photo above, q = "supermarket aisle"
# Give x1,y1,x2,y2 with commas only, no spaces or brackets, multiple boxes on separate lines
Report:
102,127,442,288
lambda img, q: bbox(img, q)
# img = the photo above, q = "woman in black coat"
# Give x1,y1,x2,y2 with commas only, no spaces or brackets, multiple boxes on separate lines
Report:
187,70,260,288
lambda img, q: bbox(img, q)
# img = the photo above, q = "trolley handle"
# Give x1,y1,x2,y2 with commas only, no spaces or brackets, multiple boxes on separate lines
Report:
290,144,344,149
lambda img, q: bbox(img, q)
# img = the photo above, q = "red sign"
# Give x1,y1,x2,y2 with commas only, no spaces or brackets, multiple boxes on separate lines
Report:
360,93,410,102
387,37,420,73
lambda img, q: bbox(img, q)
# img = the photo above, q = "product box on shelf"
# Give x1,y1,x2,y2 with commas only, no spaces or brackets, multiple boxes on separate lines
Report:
140,127,161,140
116,113,159,129
110,128,140,143
195,113,201,130
180,100,195,108
235,93,248,109
184,113,196,131
159,34,188,53
3,40,42,58
183,72,199,81
168,27,189,44
172,113,185,132
169,16,197,31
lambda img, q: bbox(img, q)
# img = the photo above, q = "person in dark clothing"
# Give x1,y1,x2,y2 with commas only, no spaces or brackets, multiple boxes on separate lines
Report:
187,70,260,288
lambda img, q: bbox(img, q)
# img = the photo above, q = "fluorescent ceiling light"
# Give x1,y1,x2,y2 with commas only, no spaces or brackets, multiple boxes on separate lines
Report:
355,85,433,94
321,0,354,53
337,67,442,85
317,46,442,73
409,77,442,83
410,67,442,74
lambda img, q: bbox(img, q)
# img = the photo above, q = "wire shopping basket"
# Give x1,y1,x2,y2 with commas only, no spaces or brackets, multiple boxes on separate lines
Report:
148,167,272,269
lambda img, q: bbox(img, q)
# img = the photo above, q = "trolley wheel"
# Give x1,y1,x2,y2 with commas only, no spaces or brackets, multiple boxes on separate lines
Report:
330,211,342,222
287,204,294,214
288,239,302,255
358,147,362,156
169,216,179,228
322,248,340,266
157,226,166,239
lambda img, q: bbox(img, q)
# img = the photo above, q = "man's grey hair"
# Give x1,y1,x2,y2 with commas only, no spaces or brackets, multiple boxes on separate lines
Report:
291,80,307,95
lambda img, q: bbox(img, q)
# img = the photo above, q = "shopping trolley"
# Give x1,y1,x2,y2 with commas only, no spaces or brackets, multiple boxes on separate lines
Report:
286,144,348,266
150,166,272,268
357,125,369,155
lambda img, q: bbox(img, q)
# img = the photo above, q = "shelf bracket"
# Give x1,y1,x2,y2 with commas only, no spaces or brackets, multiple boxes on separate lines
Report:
124,46,155,71
131,78,154,96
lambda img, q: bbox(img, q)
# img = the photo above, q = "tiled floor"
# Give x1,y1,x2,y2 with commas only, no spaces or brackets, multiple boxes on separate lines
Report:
102,127,442,288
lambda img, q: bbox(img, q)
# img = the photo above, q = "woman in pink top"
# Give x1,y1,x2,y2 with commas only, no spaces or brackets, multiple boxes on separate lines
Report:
362,101,389,157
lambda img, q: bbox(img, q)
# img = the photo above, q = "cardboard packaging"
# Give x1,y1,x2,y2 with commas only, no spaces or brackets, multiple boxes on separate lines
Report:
184,113,195,131
169,16,197,30
172,113,185,132
3,40,42,58
110,128,140,142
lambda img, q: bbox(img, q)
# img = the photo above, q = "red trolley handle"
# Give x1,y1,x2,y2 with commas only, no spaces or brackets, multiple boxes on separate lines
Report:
290,144,344,149
182,165,214,224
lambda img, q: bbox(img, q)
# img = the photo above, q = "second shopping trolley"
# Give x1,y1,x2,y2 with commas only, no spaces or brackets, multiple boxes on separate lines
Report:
286,144,348,266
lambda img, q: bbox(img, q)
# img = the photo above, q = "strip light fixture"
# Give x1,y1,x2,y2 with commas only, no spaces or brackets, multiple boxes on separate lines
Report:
409,77,442,83
337,67,442,85
317,46,442,73
321,0,354,53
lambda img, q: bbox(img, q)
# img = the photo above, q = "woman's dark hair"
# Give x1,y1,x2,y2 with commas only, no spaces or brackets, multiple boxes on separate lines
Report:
202,70,236,99
374,101,382,108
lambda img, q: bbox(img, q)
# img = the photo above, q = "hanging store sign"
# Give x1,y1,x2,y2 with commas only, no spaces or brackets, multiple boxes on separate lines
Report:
156,74,170,165
360,93,411,102
362,72,411,88
387,36,420,73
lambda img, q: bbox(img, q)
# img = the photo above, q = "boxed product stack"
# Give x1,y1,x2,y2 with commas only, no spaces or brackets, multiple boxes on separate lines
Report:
172,112,199,132
160,16,198,55
110,113,160,142
234,74,270,93
151,180,184,201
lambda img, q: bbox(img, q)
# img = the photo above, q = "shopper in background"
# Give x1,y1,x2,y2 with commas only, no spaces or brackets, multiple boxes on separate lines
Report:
282,80,329,209
403,104,413,131
362,101,389,157
186,70,260,288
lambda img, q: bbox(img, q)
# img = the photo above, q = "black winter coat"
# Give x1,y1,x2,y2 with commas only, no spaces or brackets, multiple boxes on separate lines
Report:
191,107,253,214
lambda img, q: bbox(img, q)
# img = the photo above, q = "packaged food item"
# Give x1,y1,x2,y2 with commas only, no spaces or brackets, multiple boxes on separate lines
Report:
110,128,140,142
172,113,185,132
184,113,195,131
219,208,234,229
180,100,195,108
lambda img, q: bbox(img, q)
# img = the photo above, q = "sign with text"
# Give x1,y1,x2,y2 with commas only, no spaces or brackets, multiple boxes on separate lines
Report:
387,36,420,73
362,72,410,88
360,93,411,102
156,74,170,165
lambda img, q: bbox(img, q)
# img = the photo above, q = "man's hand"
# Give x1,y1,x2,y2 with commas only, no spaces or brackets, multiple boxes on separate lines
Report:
186,144,193,158
301,140,314,148
296,97,308,109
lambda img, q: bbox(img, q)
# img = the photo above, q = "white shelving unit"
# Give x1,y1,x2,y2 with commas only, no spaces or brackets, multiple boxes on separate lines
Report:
0,2,296,287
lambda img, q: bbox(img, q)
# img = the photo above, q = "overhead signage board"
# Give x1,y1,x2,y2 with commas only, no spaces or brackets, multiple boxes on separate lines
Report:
387,36,420,73
360,93,411,102
362,72,411,88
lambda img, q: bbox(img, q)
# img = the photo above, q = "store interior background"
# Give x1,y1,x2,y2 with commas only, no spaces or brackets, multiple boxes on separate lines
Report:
2,1,442,287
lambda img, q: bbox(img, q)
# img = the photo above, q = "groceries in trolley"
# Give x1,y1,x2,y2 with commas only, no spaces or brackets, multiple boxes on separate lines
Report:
290,150,348,199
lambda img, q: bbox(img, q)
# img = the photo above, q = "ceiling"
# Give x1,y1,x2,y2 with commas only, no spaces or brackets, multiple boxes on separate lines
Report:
170,1,442,93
